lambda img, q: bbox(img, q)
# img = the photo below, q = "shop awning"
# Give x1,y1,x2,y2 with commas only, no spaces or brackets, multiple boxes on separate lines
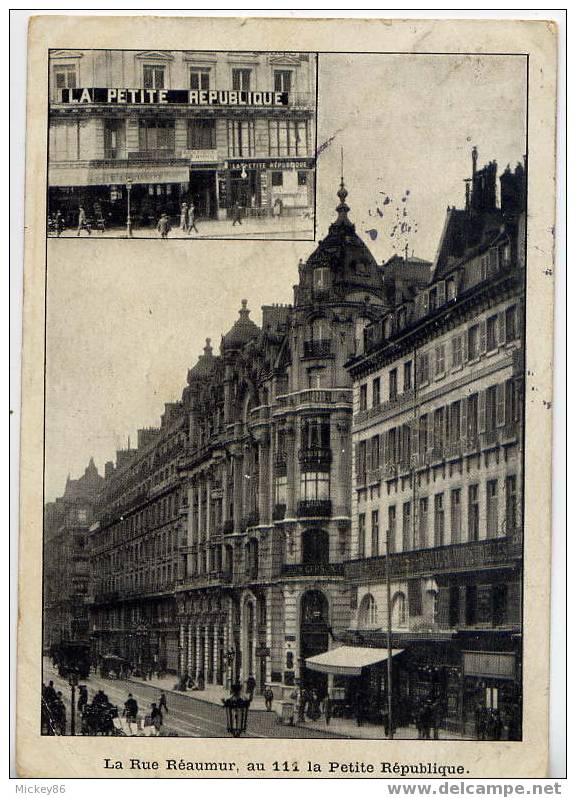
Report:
305,646,404,677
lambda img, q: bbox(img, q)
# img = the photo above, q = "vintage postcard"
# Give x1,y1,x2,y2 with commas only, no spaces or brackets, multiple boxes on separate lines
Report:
17,16,557,779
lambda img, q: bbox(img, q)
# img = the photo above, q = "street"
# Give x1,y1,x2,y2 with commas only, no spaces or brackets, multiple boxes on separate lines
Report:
43,663,342,739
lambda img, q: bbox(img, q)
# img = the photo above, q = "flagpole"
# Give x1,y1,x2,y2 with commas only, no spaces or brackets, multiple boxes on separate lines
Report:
385,528,394,739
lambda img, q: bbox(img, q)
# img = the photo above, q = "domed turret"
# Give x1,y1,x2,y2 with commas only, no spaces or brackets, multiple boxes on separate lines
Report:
188,338,216,382
298,180,385,304
222,300,260,351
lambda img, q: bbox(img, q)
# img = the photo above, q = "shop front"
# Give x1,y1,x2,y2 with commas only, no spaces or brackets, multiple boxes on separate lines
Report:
225,157,315,219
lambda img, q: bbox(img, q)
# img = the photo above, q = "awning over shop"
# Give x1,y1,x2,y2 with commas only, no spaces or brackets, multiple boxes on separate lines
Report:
305,646,404,677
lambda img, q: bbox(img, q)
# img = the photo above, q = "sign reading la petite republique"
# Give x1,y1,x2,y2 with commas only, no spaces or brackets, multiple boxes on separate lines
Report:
60,88,289,106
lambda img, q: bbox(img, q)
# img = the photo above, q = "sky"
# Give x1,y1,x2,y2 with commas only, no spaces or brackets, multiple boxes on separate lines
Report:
44,52,527,502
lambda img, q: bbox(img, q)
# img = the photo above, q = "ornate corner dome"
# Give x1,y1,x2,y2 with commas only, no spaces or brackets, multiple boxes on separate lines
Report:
188,338,217,382
300,180,385,301
222,300,260,351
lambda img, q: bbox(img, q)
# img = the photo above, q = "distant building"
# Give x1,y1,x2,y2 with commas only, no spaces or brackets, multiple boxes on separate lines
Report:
345,150,526,738
43,458,104,649
48,49,316,228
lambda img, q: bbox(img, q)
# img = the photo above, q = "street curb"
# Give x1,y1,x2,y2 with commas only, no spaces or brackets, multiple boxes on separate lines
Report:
124,677,271,713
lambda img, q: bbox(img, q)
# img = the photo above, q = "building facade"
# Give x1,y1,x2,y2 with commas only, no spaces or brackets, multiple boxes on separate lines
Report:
345,152,525,738
48,49,316,227
43,458,104,650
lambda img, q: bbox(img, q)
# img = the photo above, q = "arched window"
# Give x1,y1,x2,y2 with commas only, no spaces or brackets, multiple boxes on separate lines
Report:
301,590,329,625
358,593,379,629
302,528,329,565
391,591,407,627
311,317,329,341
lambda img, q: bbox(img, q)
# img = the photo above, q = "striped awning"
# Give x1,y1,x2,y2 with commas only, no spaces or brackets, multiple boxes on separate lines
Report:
305,646,404,676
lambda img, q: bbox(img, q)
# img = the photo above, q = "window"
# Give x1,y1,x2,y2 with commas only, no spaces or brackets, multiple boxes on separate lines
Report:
274,475,287,506
300,471,330,500
467,393,479,438
372,377,381,408
313,267,330,291
271,171,283,187
357,439,367,479
468,324,479,359
227,120,255,157
359,384,368,412
447,277,457,301
358,593,378,629
433,407,445,451
274,70,292,93
465,585,478,625
452,335,463,369
404,361,412,391
189,69,210,91
143,65,165,90
468,484,479,541
449,401,461,443
486,385,498,431
371,510,379,556
53,64,77,97
232,68,252,91
402,502,411,550
505,379,519,424
429,287,438,312
358,513,366,557
392,592,407,627
487,315,498,351
77,509,88,523
268,119,308,156
298,171,308,186
417,352,429,386
301,415,330,450
370,435,380,470
388,505,397,552
492,584,508,626
505,305,518,342
138,118,175,152
418,497,428,548
187,119,216,149
434,493,445,546
449,585,460,627
50,121,80,161
389,368,398,400
418,414,428,456
486,479,499,537
450,489,462,543
505,475,517,533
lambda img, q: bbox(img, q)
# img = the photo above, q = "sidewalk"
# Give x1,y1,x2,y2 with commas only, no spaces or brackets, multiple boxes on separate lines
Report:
126,672,270,712
52,217,314,240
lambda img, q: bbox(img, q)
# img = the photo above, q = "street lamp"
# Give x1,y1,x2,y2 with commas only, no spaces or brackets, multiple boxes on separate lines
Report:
225,649,236,690
222,683,250,738
68,668,79,736
126,178,133,238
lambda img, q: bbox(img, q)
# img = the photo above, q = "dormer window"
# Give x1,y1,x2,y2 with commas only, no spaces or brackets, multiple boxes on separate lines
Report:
313,267,330,291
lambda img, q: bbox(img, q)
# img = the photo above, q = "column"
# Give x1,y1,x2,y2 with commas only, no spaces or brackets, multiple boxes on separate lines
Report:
265,589,273,685
197,481,203,541
233,450,243,531
212,624,219,685
179,623,185,676
258,432,271,524
331,412,351,518
195,626,202,680
204,624,210,681
206,475,211,541
285,421,296,517
223,622,230,690
187,623,193,674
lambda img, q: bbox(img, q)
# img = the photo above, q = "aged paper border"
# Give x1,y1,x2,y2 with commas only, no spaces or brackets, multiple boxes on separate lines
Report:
17,15,557,779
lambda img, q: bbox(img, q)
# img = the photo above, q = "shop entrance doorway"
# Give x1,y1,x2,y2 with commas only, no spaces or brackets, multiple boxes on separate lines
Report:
188,170,217,218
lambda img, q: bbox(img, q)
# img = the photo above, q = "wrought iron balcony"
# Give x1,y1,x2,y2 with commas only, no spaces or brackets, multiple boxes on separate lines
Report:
298,447,332,467
296,499,332,518
366,467,382,484
303,339,332,358
463,435,481,455
282,562,344,578
345,532,523,581
445,441,463,460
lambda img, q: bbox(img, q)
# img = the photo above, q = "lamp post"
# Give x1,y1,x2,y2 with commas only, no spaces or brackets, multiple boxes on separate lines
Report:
225,648,235,690
222,682,250,738
126,178,133,238
68,669,79,736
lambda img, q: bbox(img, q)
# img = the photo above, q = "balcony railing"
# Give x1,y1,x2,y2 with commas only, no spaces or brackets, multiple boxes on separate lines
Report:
275,388,352,410
445,441,463,460
298,447,332,467
482,428,500,449
463,435,481,454
303,340,332,359
296,500,332,518
354,389,416,425
282,562,344,578
240,511,260,532
346,532,523,581
366,467,382,484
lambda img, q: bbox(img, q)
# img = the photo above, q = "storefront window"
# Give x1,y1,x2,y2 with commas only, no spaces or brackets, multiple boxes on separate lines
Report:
298,171,308,186
138,119,175,152
271,171,283,187
268,119,308,156
187,119,216,149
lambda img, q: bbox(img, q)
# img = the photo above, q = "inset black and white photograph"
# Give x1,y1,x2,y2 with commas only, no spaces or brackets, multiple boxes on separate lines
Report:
47,49,317,240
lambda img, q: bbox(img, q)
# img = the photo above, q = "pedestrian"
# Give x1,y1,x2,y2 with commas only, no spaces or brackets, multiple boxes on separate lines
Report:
246,674,256,701
180,201,188,232
187,202,199,234
43,680,57,705
157,213,171,239
263,685,274,712
272,197,283,221
420,700,433,740
124,693,138,721
158,691,169,713
76,205,91,236
475,701,487,741
53,692,67,735
150,703,163,732
232,201,243,226
77,685,88,713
